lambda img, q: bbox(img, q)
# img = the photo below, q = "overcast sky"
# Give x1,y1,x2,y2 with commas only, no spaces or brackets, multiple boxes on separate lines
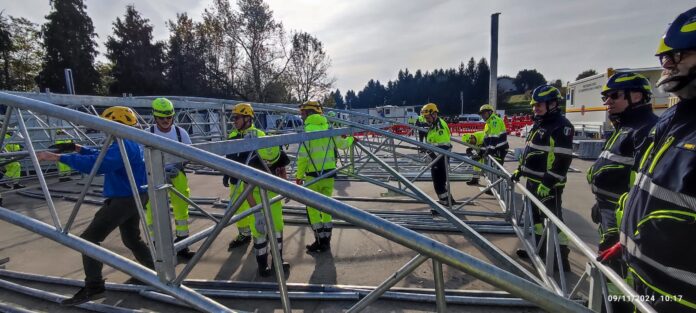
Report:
2,0,694,94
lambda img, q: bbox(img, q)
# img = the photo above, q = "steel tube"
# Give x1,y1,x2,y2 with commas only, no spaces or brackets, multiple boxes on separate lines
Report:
0,106,13,148
16,109,62,231
0,92,591,313
347,254,428,313
174,165,351,252
0,206,233,312
0,277,137,313
64,135,113,233
453,177,504,210
116,139,159,274
432,259,447,313
167,185,220,223
355,141,539,283
260,189,292,312
515,182,656,313
174,185,253,285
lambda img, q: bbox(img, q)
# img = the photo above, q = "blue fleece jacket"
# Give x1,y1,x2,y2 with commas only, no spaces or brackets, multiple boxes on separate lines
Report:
59,139,147,197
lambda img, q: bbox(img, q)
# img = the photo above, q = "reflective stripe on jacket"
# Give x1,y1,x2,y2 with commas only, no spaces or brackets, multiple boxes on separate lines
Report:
297,114,338,179
3,134,20,152
225,126,280,185
588,107,657,201
483,113,509,155
426,117,451,147
518,112,574,187
619,99,696,308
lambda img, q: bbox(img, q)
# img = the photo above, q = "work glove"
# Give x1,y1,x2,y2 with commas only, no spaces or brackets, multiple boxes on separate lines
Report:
48,142,77,153
596,242,622,263
295,178,303,185
471,152,482,161
536,184,551,197
586,168,593,184
511,170,522,182
274,166,288,180
222,175,230,188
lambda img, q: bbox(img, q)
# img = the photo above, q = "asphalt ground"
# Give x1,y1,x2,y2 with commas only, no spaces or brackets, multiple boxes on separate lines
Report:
0,134,602,312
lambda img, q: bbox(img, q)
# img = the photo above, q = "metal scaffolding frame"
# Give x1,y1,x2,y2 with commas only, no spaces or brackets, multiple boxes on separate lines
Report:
0,91,655,312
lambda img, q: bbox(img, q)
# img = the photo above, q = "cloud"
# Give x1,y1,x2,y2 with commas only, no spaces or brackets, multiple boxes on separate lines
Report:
1,0,694,94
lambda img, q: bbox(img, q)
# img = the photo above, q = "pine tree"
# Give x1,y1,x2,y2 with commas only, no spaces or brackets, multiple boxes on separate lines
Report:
37,0,100,94
165,13,207,96
0,14,13,89
106,5,166,95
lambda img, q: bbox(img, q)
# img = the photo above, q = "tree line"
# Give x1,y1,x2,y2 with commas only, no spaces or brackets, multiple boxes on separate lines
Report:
328,63,575,115
0,0,334,103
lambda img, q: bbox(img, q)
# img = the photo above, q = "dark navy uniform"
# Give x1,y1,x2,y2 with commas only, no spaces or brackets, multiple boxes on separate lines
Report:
588,107,658,251
426,117,453,202
519,111,574,261
619,98,696,312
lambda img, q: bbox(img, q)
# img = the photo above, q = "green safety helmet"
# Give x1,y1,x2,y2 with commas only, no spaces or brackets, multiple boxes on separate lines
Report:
152,98,175,117
327,111,337,117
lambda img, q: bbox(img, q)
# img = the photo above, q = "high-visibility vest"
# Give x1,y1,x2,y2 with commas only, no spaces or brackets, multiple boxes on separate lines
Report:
297,114,351,178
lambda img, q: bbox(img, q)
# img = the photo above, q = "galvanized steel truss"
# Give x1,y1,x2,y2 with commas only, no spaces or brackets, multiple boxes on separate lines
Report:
0,91,654,312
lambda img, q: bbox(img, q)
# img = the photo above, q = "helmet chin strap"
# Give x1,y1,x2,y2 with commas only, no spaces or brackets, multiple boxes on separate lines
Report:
657,66,696,92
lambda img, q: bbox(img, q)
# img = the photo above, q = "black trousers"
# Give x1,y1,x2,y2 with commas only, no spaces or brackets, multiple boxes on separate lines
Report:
592,197,620,251
431,153,449,198
527,180,564,224
492,148,507,165
81,193,154,284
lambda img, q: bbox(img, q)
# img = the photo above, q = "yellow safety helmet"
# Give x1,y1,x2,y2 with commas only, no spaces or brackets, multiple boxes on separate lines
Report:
421,103,439,115
151,98,174,117
300,100,323,114
479,104,494,113
101,106,137,126
232,103,254,117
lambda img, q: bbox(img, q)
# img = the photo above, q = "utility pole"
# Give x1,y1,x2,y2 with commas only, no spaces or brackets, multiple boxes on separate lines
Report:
489,13,500,110
460,91,464,115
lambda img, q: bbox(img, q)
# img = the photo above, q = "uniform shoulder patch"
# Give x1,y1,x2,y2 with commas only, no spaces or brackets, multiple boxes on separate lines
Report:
679,142,696,151
563,127,572,136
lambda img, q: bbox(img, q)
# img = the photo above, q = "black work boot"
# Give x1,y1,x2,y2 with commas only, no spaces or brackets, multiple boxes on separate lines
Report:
516,235,541,259
12,183,25,189
124,277,146,285
320,236,331,251
305,239,325,253
256,254,272,277
61,280,105,306
59,177,72,182
560,246,571,272
437,196,460,206
228,233,251,251
306,230,326,253
466,178,479,185
175,236,195,259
